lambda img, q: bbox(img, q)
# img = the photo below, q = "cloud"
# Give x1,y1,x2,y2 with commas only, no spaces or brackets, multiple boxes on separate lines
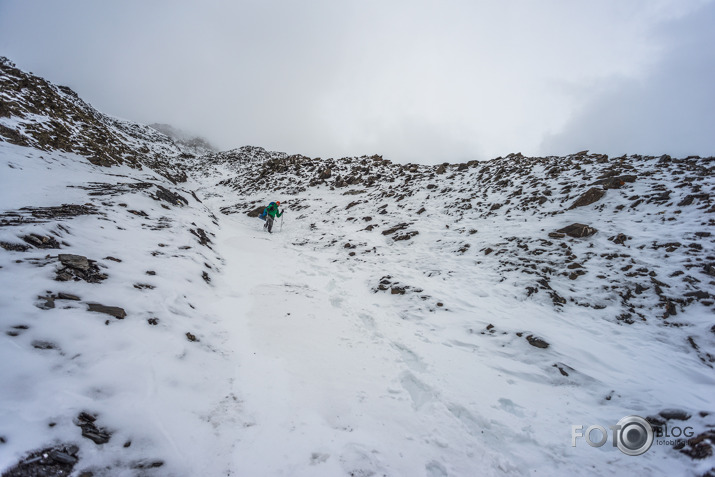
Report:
540,1,715,158
1,0,713,163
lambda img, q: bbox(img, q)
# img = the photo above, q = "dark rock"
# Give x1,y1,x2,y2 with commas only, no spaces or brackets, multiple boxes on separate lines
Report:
152,184,188,206
393,231,419,241
568,187,605,209
147,318,159,325
22,233,60,249
2,444,78,476
58,254,89,271
663,300,678,318
0,241,30,252
556,223,598,238
0,204,100,226
382,223,409,235
684,291,710,299
186,332,199,342
678,194,709,207
609,233,629,245
48,450,77,465
75,412,110,445
550,292,567,306
704,263,715,277
247,205,265,217
659,409,691,421
104,256,122,262
390,287,407,295
37,295,55,310
32,340,57,350
526,335,550,349
190,228,212,248
595,175,636,189
133,283,155,290
553,363,571,376
87,303,126,319
146,270,156,276
57,292,80,301
681,441,713,460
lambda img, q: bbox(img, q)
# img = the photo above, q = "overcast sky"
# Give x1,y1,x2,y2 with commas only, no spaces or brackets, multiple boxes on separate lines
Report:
1,0,713,163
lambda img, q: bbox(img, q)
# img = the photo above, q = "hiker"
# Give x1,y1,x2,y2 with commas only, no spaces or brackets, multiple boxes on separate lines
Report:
261,201,283,233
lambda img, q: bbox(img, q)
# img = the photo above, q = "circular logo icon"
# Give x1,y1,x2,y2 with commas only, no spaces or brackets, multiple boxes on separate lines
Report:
616,415,653,456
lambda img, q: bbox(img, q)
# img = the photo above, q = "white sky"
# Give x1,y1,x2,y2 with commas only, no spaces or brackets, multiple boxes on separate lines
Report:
1,0,713,163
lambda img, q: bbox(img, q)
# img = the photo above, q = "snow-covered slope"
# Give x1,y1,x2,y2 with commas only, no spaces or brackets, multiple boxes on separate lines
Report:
1,60,714,477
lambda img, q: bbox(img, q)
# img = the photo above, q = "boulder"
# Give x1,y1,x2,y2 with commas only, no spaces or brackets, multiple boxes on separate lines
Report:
556,223,598,238
568,187,605,209
87,303,127,319
58,254,90,271
526,335,550,349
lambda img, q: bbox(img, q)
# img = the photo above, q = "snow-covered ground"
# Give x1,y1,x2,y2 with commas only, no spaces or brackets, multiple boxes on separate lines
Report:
1,138,714,476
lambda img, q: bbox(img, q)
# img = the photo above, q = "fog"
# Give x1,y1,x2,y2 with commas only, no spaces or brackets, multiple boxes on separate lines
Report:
1,0,713,163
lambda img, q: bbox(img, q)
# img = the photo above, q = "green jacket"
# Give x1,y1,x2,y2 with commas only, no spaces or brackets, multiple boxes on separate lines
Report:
267,203,282,218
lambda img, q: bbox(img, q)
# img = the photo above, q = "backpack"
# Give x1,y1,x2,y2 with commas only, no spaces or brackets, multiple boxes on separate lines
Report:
258,202,275,220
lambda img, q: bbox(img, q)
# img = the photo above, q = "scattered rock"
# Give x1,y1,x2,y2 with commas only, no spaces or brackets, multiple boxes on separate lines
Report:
186,332,199,342
32,340,58,350
152,184,188,206
382,223,410,235
57,292,80,301
36,295,55,310
87,303,126,319
133,283,155,290
75,412,111,445
2,444,79,476
58,254,89,271
0,204,100,226
659,409,691,421
526,335,550,349
190,227,212,248
0,241,30,252
568,187,605,209
556,223,598,238
22,233,60,249
56,254,107,283
609,233,629,245
393,231,419,241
